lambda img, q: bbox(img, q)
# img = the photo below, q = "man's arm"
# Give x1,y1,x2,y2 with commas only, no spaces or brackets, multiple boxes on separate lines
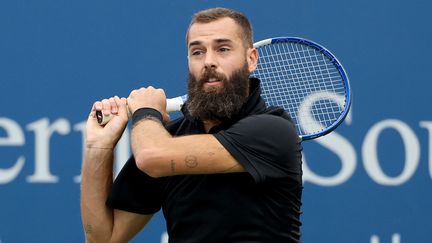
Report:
131,118,245,178
81,147,152,242
80,96,152,242
127,87,245,178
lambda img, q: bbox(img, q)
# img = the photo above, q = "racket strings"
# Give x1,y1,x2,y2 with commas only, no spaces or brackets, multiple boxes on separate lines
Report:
252,42,347,136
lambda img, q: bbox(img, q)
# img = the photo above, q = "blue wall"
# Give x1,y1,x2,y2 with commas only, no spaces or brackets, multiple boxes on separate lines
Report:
1,0,431,242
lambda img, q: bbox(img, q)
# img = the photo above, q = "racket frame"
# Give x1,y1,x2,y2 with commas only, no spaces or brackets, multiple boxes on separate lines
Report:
253,37,352,140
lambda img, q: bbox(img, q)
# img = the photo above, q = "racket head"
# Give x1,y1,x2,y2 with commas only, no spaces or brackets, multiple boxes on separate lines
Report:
252,37,351,140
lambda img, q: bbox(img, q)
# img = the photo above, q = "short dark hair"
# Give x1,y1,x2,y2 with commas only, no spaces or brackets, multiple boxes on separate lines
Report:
186,8,253,48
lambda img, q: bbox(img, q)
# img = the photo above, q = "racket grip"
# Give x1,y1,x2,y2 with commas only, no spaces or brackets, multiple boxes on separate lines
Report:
96,110,113,125
96,95,187,125
166,95,187,112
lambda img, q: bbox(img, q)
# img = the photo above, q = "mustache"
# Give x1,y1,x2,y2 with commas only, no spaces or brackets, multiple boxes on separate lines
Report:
199,69,227,83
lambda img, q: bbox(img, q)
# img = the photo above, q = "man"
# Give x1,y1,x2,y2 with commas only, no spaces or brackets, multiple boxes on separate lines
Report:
81,7,303,243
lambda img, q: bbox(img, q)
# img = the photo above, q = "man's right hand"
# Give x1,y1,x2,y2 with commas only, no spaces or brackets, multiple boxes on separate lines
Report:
86,96,129,149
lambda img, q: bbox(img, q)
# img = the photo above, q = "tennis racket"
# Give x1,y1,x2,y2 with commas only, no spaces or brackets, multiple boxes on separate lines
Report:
97,37,351,140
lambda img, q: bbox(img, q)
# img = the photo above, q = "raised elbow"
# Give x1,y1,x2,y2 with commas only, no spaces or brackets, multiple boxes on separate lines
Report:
134,149,165,178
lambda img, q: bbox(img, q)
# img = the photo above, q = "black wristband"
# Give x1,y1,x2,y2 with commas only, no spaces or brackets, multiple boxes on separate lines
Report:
132,108,163,126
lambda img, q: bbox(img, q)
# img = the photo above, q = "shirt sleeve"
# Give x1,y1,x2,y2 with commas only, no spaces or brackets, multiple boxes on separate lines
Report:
213,114,302,184
106,156,164,215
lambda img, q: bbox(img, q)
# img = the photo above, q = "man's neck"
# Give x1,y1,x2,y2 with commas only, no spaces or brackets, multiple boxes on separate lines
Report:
203,120,221,133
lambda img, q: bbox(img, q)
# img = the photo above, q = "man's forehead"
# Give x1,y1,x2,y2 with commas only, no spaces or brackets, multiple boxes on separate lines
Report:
187,18,242,46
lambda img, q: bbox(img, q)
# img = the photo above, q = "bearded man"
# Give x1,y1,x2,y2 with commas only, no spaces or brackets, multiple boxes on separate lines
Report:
81,7,303,243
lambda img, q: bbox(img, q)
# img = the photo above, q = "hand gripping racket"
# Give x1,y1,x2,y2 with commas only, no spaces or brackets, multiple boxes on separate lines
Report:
97,37,351,140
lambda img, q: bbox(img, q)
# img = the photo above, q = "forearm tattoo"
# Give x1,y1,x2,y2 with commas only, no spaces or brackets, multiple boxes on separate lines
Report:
170,160,176,172
184,155,198,168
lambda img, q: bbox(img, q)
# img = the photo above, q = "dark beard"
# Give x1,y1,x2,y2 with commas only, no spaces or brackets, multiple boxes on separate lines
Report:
187,63,250,122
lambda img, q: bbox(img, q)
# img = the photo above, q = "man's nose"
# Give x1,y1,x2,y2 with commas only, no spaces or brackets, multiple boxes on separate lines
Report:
204,51,217,69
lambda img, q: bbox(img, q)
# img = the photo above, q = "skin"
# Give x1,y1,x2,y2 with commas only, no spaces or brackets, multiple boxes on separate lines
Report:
80,17,258,242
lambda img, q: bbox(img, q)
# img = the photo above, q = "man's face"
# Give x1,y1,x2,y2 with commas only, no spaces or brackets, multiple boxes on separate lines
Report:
187,17,257,91
186,17,258,121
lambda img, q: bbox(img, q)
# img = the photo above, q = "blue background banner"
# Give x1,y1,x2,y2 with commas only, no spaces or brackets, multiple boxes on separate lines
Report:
1,0,431,242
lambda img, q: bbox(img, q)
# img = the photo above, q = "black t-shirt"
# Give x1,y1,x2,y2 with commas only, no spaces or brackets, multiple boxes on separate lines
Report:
107,78,303,242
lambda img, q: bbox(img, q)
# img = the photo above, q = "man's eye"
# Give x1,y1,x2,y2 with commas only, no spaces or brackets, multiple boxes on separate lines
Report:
191,50,204,56
219,47,230,52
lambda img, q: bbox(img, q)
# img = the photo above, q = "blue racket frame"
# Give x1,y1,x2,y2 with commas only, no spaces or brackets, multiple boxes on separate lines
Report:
253,37,352,140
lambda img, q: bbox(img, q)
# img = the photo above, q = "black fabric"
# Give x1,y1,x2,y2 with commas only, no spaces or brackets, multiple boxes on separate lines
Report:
107,156,164,214
106,78,303,242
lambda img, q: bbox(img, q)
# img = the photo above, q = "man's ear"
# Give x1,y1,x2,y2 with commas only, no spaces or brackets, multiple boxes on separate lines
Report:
247,47,258,73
